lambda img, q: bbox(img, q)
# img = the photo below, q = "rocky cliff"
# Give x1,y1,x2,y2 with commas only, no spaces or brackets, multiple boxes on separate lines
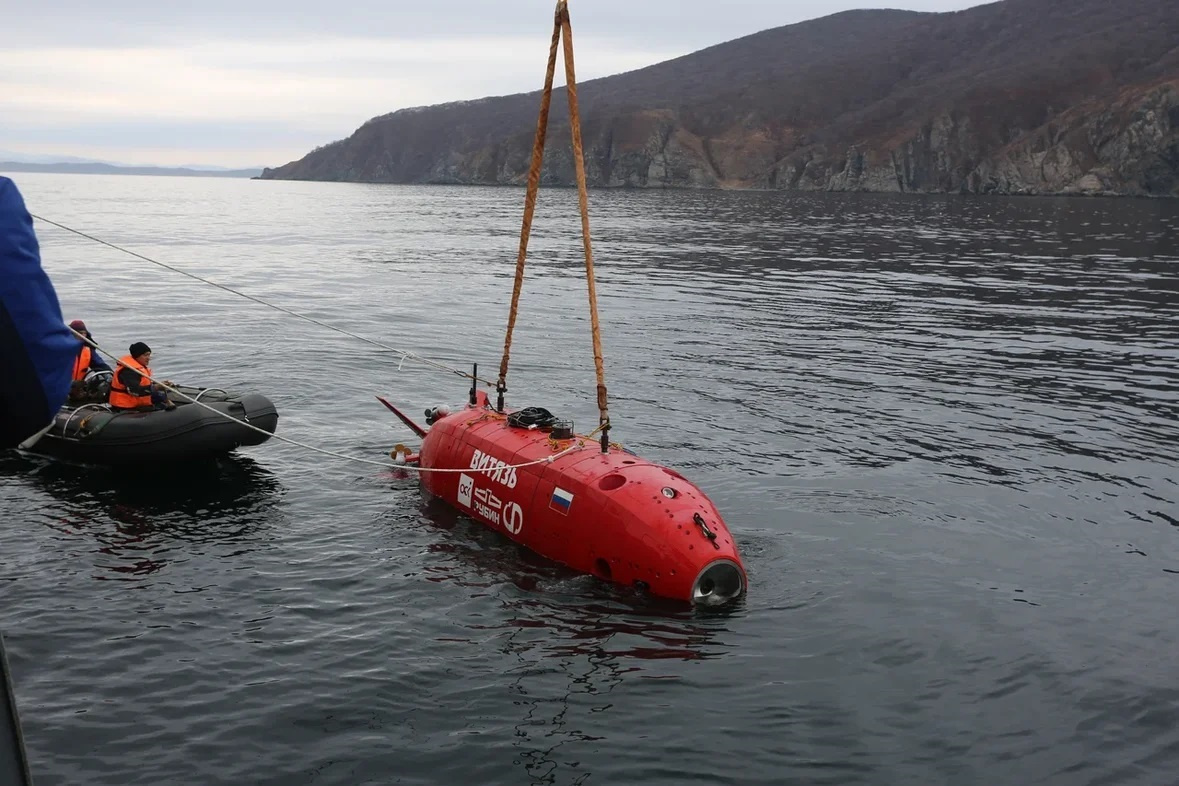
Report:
261,0,1179,197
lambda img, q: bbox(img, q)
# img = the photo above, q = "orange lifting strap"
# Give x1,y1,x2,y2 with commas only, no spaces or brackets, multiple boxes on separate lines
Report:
496,0,611,453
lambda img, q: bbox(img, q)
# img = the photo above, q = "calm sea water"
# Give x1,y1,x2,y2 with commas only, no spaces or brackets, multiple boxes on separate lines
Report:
2,172,1178,786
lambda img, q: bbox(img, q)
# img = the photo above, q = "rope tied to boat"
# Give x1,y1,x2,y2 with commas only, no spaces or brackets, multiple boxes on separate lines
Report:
495,0,612,453
63,327,588,473
32,214,495,387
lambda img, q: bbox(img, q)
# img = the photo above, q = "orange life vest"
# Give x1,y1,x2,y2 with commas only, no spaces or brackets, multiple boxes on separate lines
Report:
108,355,154,409
71,345,92,382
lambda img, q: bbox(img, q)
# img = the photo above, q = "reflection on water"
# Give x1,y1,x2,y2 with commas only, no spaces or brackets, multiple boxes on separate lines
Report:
5,452,283,513
1,452,284,581
376,492,740,785
490,599,738,786
504,623,621,786
394,494,745,626
495,592,736,786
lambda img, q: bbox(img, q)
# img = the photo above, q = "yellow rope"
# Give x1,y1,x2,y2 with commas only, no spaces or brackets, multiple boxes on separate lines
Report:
66,327,589,473
33,215,495,387
557,1,611,447
495,0,613,450
496,6,564,406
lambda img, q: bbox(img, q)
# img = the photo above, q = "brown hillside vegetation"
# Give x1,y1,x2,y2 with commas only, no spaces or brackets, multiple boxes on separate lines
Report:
261,0,1179,196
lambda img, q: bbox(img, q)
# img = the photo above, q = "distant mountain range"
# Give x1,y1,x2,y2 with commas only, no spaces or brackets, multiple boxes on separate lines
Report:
0,151,122,166
0,160,263,178
261,0,1179,197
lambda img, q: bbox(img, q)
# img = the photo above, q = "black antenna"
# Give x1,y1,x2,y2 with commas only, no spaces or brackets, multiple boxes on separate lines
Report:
469,363,478,407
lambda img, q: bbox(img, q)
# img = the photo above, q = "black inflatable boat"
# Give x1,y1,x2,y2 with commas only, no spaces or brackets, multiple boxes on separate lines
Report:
23,382,279,465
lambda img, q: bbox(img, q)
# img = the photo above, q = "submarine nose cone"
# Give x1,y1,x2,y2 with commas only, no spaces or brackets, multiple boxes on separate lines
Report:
691,559,745,606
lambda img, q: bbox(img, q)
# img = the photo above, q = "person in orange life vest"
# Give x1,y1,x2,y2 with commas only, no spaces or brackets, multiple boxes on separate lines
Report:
67,319,111,382
108,342,176,411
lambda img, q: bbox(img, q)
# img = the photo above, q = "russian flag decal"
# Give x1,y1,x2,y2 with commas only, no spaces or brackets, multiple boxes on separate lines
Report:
550,486,574,515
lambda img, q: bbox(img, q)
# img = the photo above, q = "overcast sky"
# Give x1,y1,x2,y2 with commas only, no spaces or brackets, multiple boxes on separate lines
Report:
2,1,989,169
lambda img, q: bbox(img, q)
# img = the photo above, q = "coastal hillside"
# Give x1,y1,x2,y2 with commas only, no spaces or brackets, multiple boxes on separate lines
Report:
260,0,1179,196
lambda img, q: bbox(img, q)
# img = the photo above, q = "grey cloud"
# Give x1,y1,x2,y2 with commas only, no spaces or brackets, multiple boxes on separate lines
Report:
5,0,990,166
10,1,988,49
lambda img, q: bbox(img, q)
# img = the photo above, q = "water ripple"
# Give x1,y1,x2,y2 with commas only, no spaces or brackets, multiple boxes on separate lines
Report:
1,175,1176,785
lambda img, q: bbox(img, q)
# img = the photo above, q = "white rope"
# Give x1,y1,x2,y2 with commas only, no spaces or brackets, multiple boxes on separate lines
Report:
34,214,495,386
68,328,588,473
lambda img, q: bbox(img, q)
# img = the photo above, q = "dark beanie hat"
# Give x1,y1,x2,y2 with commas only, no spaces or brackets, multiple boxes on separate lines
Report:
129,342,151,358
